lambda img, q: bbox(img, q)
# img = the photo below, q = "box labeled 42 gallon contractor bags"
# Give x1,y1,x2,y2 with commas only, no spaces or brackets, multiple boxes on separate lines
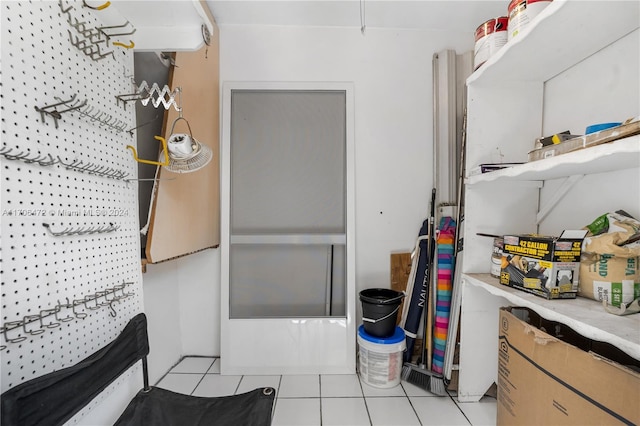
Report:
500,230,587,299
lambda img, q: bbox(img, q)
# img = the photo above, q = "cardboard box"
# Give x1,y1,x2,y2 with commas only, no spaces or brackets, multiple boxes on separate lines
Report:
497,307,640,425
500,230,587,299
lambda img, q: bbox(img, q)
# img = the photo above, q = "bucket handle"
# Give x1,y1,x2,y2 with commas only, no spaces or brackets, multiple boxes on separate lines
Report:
362,305,401,324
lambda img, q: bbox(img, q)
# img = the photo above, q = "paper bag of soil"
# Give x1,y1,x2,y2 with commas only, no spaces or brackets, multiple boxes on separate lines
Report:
579,211,640,307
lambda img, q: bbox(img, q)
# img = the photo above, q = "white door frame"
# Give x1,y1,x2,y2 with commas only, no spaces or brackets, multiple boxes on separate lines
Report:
220,81,356,375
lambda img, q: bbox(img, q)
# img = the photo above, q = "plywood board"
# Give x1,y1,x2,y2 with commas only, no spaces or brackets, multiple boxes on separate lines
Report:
146,14,220,263
390,252,412,325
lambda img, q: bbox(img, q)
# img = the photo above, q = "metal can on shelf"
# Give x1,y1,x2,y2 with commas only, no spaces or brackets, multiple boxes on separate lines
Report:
507,0,553,41
474,16,509,70
490,237,504,278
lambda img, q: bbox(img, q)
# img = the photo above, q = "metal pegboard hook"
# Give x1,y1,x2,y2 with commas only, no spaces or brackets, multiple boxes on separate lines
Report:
72,300,88,319
108,300,118,318
3,322,27,344
82,0,111,10
97,20,136,41
84,295,101,311
113,40,135,49
40,308,61,329
43,223,73,237
56,299,75,322
23,315,45,335
127,136,169,166
58,0,72,14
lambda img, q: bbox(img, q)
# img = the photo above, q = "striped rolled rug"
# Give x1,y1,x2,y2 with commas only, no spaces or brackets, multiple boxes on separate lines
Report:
432,216,456,374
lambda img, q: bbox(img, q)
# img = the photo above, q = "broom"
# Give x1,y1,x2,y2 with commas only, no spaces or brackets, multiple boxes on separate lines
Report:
401,190,447,396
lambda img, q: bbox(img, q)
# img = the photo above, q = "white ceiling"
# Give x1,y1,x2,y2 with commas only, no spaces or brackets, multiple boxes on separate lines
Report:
204,1,509,32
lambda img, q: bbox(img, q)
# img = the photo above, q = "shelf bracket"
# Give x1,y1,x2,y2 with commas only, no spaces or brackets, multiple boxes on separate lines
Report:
536,174,584,224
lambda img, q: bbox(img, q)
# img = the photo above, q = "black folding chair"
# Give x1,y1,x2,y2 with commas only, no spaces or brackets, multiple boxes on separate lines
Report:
1,313,275,426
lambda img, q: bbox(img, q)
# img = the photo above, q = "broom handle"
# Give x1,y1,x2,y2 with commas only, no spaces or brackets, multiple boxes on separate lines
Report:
426,279,434,369
421,188,436,368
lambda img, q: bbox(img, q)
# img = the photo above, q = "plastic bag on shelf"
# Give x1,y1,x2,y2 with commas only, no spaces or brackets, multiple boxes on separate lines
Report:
579,211,640,310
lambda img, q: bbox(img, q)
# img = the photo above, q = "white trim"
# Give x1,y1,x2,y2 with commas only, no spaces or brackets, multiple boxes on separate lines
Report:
231,234,347,245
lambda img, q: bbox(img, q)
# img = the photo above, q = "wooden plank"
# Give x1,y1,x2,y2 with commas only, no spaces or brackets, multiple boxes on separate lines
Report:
390,252,412,325
145,7,220,263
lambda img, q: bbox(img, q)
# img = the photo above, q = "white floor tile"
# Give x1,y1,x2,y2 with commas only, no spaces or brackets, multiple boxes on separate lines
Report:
278,374,320,398
207,358,221,373
271,398,321,426
365,396,421,426
321,374,363,397
170,356,215,374
156,373,203,395
322,397,370,426
402,379,445,397
410,396,470,426
192,374,242,397
360,380,406,397
237,375,282,395
455,397,497,426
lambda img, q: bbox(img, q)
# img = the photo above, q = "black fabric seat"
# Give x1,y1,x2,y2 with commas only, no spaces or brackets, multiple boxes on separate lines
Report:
1,313,275,426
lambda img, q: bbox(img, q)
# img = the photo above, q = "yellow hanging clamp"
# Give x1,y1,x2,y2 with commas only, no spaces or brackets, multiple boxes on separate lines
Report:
127,136,169,166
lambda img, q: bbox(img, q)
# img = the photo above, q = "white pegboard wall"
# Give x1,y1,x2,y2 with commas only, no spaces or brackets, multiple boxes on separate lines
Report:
1,0,145,410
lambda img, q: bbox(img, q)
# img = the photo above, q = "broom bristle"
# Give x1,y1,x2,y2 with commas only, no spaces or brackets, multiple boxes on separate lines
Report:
428,375,448,396
401,363,448,396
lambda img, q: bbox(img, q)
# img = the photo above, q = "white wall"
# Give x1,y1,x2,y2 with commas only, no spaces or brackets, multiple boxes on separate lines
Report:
142,248,220,380
142,258,183,382
140,24,473,369
222,27,472,328
76,23,475,425
539,28,640,234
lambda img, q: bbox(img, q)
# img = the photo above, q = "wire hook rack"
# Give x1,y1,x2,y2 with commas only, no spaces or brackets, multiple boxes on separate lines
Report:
0,146,58,167
56,156,131,180
42,222,120,237
1,146,132,181
35,94,87,129
1,281,135,349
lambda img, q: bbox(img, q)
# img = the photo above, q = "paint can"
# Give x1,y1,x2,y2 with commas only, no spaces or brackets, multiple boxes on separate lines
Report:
490,237,504,278
473,17,509,70
508,0,553,41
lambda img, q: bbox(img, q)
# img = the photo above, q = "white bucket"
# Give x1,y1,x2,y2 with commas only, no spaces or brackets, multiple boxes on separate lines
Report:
357,325,406,388
508,0,553,41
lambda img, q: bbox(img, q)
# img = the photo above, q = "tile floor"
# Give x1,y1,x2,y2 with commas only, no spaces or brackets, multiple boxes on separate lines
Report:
156,357,497,426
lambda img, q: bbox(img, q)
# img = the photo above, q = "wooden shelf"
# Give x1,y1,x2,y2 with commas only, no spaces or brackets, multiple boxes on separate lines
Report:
468,0,640,87
464,273,640,360
467,135,640,185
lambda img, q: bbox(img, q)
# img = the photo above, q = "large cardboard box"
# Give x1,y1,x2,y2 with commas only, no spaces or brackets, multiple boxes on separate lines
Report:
497,307,640,425
500,230,587,299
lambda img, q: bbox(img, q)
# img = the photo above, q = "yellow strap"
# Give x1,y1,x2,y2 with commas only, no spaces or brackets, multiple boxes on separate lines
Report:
127,136,169,166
